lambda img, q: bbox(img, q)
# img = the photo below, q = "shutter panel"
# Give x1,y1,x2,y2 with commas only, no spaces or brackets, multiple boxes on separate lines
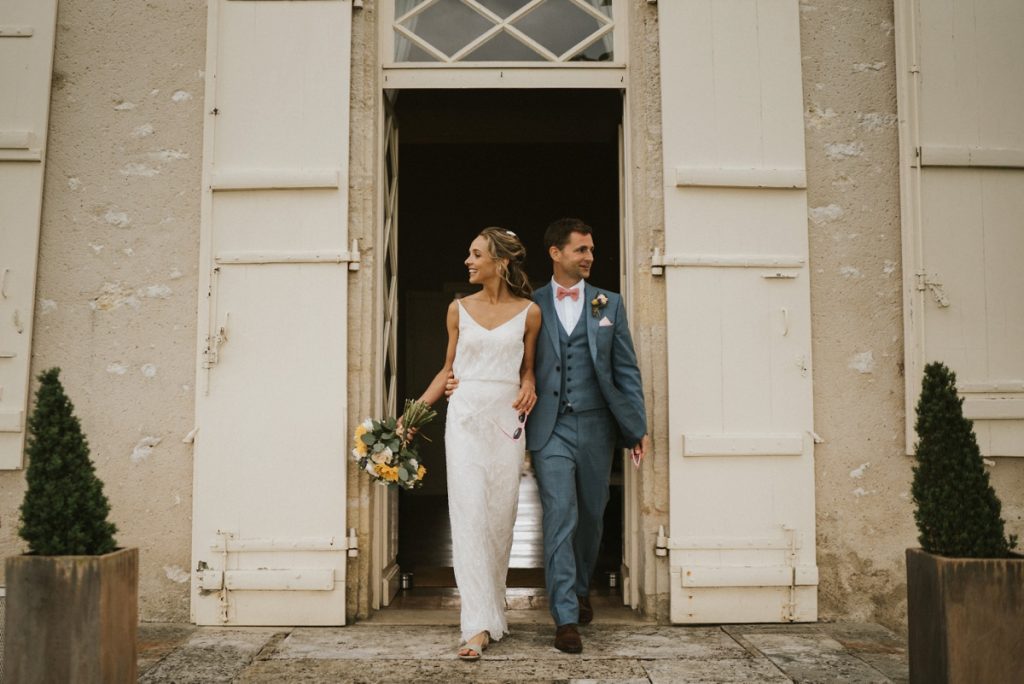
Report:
191,0,355,626
0,0,59,469
658,0,818,623
898,0,1024,456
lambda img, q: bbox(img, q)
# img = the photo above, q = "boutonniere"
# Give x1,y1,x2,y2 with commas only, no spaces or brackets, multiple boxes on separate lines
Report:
591,293,608,318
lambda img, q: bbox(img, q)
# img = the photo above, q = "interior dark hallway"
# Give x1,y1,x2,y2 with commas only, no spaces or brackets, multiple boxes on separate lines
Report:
392,89,625,596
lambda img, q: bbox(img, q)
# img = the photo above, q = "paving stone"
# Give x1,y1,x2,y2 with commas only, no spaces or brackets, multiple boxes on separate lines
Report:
237,657,651,683
136,621,909,683
573,625,748,660
643,657,792,683
820,622,906,653
851,653,908,684
273,624,745,662
137,623,197,676
273,625,458,660
818,623,907,683
139,628,281,683
738,633,893,683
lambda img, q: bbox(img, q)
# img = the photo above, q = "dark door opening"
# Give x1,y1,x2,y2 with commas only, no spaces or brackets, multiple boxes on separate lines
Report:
395,89,624,593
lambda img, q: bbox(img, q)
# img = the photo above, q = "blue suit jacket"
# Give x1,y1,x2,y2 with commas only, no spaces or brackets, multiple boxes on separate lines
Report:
525,282,647,452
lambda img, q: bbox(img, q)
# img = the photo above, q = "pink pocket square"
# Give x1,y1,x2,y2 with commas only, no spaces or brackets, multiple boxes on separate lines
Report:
599,316,613,327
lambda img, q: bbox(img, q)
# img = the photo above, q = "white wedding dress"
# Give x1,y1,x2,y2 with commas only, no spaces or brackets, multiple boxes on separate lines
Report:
445,299,532,643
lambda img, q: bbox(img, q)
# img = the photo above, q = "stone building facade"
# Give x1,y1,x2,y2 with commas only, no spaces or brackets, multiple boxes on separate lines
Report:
1,0,1020,632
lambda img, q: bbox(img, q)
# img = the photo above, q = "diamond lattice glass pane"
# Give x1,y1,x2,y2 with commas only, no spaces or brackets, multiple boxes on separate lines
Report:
512,0,606,58
395,34,439,62
462,30,546,61
396,0,431,17
475,0,531,18
581,0,612,19
570,33,612,62
399,0,496,58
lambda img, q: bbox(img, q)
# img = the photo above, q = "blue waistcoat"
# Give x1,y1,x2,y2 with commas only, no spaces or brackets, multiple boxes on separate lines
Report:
557,314,607,414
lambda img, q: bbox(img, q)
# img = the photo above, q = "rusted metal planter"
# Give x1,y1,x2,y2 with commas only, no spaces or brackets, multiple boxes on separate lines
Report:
4,547,138,683
906,548,1024,684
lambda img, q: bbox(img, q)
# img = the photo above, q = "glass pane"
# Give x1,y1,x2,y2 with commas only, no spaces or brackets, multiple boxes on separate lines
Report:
395,0,430,20
476,0,531,18
394,34,438,62
512,0,605,58
462,30,546,61
582,0,613,19
569,32,612,62
399,0,495,58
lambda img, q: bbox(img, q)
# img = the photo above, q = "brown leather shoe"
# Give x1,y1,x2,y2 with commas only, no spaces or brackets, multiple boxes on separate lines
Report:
577,595,594,625
554,623,583,653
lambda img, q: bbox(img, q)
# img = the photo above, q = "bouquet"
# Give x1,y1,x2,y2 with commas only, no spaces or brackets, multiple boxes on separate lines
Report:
352,399,437,490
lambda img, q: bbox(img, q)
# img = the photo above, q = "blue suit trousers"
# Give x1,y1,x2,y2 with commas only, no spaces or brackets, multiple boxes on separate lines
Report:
531,407,616,627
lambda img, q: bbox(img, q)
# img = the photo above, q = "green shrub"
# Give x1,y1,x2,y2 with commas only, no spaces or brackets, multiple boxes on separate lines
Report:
18,368,117,555
911,362,1016,557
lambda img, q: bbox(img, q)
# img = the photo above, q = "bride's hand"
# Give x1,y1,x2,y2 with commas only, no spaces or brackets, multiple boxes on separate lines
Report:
396,416,418,440
444,372,459,399
512,380,537,415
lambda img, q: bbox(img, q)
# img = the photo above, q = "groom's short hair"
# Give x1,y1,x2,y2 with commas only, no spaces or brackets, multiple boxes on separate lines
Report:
544,218,593,251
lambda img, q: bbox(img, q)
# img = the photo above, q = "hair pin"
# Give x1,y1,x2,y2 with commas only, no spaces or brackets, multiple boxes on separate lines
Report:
505,230,517,237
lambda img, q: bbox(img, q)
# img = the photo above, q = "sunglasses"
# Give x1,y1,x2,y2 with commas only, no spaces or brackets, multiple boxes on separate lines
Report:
489,412,526,441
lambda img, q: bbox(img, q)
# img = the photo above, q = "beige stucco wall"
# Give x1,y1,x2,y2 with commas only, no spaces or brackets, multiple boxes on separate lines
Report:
799,0,1023,631
625,0,669,622
0,0,207,621
345,0,382,621
799,0,917,629
1,0,1020,630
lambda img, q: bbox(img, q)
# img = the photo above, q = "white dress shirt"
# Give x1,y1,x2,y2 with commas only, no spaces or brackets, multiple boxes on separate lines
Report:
551,278,585,334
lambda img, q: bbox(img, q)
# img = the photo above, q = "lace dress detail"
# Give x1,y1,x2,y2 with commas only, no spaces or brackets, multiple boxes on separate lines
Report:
446,299,532,643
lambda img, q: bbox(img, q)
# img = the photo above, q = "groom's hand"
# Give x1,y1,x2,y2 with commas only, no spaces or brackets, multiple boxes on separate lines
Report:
630,434,650,466
444,372,459,399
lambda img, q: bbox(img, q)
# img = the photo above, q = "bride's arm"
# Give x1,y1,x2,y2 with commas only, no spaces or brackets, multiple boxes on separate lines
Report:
416,300,461,407
513,303,541,415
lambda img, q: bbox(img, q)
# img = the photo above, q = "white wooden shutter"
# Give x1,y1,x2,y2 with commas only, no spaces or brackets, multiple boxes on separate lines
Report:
0,0,59,469
191,0,356,626
896,0,1024,456
657,0,817,623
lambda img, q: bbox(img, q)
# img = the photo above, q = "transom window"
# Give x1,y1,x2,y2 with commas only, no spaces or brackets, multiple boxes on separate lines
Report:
393,0,615,63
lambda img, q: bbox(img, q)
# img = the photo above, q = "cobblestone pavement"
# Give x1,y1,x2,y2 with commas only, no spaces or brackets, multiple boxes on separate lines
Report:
137,620,907,683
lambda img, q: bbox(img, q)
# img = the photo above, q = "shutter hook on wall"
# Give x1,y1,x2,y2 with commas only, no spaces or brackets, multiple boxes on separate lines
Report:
0,267,8,298
651,247,665,276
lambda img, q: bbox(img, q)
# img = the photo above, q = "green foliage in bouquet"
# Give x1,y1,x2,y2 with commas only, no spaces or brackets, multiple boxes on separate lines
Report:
352,399,437,490
18,368,118,555
911,362,1016,557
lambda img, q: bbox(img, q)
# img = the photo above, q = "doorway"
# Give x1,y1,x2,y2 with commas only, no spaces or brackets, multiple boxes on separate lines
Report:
391,89,625,599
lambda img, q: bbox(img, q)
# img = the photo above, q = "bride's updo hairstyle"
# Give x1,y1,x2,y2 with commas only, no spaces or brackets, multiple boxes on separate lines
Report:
479,227,532,299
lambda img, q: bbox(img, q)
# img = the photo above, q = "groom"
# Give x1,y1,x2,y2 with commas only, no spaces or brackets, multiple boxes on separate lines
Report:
528,218,648,653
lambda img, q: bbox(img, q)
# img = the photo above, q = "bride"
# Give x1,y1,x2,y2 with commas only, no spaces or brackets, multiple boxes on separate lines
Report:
406,227,540,660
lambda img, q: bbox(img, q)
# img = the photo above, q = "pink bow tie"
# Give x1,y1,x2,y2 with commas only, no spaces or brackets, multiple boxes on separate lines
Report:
556,286,579,301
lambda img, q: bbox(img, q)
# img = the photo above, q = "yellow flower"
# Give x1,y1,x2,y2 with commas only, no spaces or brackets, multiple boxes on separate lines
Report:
374,463,399,482
417,465,426,480
353,424,369,455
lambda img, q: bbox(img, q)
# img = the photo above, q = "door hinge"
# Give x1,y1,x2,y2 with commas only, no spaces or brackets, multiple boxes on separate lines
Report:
347,527,359,557
915,271,950,307
655,525,668,557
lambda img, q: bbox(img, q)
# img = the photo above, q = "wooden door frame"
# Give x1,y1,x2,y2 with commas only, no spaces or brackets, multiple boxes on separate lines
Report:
370,86,640,611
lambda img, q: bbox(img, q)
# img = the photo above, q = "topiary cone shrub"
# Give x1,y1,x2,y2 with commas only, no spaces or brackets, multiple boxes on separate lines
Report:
911,361,1016,557
18,367,118,555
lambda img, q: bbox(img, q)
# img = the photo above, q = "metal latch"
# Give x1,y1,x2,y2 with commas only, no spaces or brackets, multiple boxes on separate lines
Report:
915,271,950,307
203,313,229,369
